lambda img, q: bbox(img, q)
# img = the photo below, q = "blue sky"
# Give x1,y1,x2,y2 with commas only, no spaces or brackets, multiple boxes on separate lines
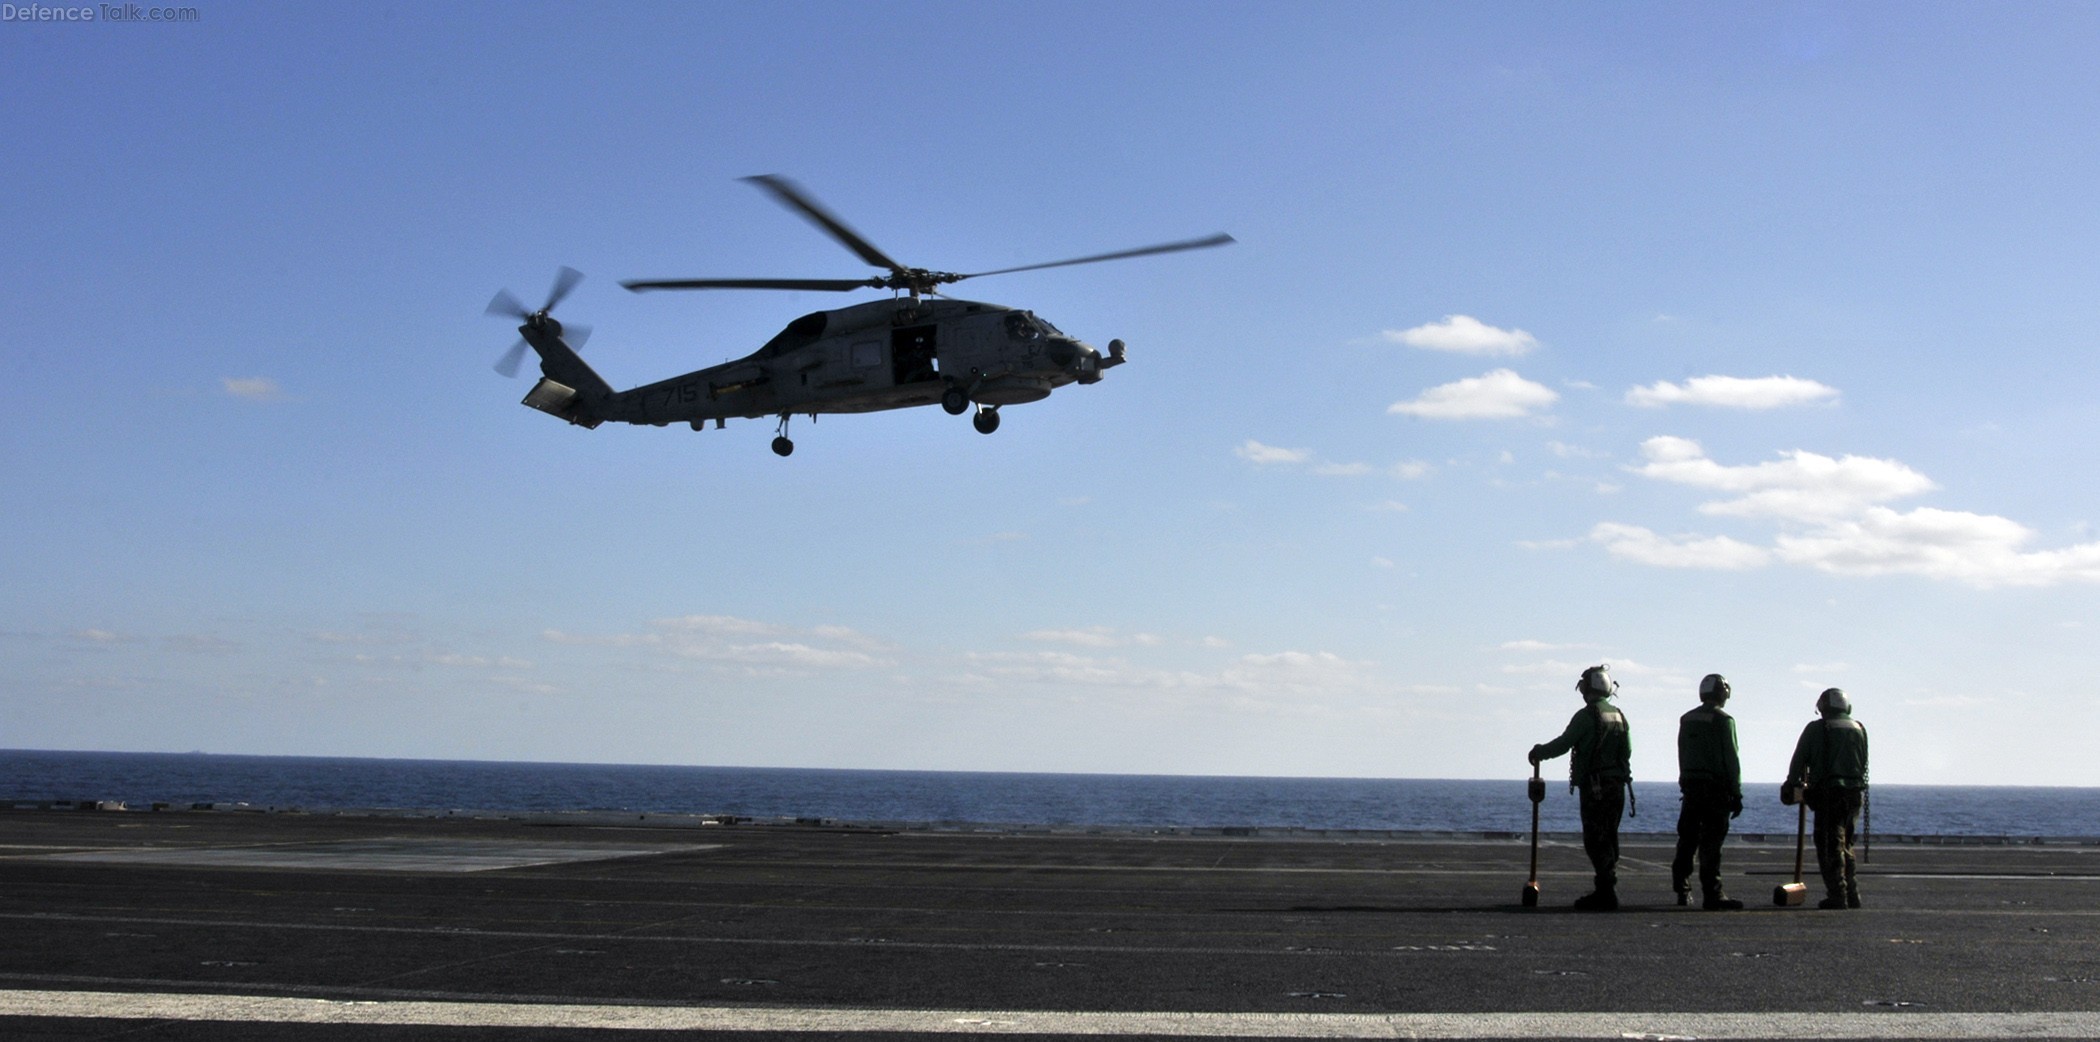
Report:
5,2,2099,785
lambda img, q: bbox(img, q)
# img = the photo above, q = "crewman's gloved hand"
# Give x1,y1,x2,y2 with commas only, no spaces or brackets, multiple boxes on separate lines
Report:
1780,783,1799,806
1729,795,1744,819
1527,745,1543,765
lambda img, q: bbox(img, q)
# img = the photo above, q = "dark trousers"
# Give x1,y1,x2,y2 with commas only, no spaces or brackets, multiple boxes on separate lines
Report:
1671,782,1732,896
1811,787,1864,900
1578,777,1625,893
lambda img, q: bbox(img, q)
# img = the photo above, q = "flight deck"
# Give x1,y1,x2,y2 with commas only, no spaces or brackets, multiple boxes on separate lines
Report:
1,806,2096,1039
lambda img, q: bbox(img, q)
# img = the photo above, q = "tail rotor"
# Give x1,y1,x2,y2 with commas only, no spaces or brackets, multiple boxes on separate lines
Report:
485,267,591,377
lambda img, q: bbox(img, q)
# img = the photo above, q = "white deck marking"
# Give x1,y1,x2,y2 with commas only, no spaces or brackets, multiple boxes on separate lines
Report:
33,839,718,872
2,990,2098,1037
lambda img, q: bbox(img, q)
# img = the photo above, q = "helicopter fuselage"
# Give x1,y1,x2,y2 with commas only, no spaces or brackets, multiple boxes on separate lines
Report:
492,175,1215,454
581,296,1118,429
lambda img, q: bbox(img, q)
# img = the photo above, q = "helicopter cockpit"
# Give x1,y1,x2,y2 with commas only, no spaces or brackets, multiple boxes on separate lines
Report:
1010,310,1073,339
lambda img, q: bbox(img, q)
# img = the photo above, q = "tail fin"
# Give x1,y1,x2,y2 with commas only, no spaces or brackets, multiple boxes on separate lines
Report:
486,268,614,428
519,321,614,428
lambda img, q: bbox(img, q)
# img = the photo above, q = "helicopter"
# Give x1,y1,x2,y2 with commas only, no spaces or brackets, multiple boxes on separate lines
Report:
486,175,1233,456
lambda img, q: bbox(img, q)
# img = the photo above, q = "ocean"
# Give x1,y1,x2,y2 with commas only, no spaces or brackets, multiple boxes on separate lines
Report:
2,749,2093,839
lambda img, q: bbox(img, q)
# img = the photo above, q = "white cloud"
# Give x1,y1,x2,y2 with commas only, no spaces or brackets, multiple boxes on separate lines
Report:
1313,461,1374,477
1389,369,1559,420
811,625,892,652
656,614,781,637
1605,438,2100,587
221,377,287,402
1220,650,1376,694
1632,436,1934,522
961,650,1209,692
1626,375,1839,410
959,646,1373,698
1389,460,1433,480
1589,522,1773,570
1547,441,1607,460
1236,439,1312,465
1237,441,1400,480
428,653,534,670
1792,662,1848,674
1500,656,1669,679
543,615,892,673
1774,506,2100,586
1904,694,1992,709
682,641,883,670
1383,315,1538,356
166,634,240,654
1023,627,1163,649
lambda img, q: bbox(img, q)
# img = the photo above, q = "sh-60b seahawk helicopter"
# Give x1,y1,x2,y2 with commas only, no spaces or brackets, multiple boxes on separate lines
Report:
485,175,1232,456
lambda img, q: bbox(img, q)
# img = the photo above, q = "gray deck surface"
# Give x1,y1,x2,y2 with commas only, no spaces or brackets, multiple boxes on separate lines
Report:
1,807,2096,1039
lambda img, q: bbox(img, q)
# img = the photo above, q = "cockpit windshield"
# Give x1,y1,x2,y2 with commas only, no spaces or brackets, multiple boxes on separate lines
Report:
1003,312,1043,341
1003,311,1064,341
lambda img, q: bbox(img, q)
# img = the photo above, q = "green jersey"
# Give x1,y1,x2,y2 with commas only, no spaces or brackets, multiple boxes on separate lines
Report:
1787,715,1869,790
1534,699,1632,789
1676,703,1741,797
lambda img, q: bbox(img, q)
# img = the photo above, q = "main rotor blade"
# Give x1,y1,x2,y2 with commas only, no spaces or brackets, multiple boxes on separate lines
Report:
493,339,529,378
954,233,1237,281
562,323,592,349
544,266,584,312
622,277,879,293
486,289,529,320
742,174,907,274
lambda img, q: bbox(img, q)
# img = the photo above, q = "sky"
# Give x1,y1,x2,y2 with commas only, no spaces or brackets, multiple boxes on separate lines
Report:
5,2,2100,786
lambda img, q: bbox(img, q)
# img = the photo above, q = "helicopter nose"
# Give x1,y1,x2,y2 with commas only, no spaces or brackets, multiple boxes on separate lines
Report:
1046,336,1082,368
1060,339,1106,382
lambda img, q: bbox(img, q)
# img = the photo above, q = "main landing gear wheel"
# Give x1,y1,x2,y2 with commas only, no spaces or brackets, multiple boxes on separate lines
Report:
941,387,969,415
771,436,794,457
972,407,1001,435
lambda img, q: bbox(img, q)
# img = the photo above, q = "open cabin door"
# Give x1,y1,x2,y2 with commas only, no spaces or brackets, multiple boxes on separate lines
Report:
890,325,938,386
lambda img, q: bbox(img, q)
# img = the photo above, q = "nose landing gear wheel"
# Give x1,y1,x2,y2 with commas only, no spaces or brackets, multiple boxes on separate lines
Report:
941,387,970,415
972,407,1000,435
771,436,794,456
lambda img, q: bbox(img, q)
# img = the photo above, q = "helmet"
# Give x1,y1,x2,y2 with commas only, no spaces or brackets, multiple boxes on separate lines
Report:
1817,687,1850,715
1577,664,1616,701
1699,673,1730,702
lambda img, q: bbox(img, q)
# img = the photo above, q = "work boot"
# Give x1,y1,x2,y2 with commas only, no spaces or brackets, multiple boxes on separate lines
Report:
1702,892,1744,911
1847,891,1862,909
1674,888,1690,907
1573,890,1619,912
1818,896,1849,910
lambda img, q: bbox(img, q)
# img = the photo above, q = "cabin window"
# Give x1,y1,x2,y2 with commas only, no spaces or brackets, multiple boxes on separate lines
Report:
851,341,882,368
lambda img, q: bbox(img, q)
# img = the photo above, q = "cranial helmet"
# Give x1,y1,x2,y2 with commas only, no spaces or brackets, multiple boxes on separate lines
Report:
1817,687,1851,715
1700,674,1730,702
1577,664,1616,701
